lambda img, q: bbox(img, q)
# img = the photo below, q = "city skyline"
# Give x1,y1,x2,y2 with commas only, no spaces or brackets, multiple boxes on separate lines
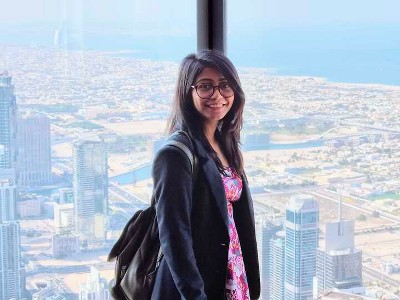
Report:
0,1,399,296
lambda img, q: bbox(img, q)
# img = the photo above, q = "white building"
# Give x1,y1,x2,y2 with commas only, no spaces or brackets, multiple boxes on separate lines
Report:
54,202,75,234
79,266,111,300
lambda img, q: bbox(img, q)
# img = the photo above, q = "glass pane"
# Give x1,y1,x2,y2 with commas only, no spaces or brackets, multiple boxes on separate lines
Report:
0,0,195,297
229,1,400,299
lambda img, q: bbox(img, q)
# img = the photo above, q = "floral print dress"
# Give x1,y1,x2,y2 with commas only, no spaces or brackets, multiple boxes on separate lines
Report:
221,167,250,300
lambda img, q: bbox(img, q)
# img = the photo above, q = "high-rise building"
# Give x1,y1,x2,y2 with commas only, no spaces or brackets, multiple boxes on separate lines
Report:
255,215,282,300
73,138,108,241
0,170,24,299
17,111,52,187
285,194,319,300
79,266,111,300
269,231,285,300
0,170,17,222
0,221,22,299
0,145,5,169
0,71,17,169
316,194,363,294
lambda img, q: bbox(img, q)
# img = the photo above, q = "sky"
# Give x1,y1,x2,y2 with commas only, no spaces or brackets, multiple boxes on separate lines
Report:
1,0,399,27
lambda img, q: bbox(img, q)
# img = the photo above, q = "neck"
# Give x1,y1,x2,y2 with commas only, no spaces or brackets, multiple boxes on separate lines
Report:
203,122,218,144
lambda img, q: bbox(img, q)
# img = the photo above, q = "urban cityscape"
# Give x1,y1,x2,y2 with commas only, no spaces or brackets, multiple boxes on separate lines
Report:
1,40,400,300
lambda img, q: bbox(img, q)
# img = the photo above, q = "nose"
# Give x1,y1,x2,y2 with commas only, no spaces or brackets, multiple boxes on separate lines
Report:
210,86,223,99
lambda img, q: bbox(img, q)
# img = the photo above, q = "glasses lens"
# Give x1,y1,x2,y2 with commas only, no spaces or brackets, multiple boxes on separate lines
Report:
196,83,213,99
195,83,234,99
219,83,234,97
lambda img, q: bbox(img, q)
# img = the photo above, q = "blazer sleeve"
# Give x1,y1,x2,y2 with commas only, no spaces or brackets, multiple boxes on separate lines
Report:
153,145,207,300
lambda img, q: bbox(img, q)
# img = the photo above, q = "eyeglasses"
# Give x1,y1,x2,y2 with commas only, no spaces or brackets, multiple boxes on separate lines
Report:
191,82,234,99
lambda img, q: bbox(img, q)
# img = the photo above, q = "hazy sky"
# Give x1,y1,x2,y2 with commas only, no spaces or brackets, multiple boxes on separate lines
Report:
1,0,399,27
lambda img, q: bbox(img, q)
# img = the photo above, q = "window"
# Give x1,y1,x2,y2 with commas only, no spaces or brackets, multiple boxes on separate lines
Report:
0,1,195,297
229,0,400,298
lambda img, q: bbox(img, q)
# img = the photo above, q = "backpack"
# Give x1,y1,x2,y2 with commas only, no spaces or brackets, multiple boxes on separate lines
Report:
107,131,197,300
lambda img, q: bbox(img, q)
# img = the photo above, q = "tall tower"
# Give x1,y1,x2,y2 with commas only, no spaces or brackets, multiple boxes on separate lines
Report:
0,71,24,299
73,138,108,241
17,111,52,187
0,170,23,299
316,192,363,294
0,71,17,169
285,194,319,300
255,214,282,300
269,231,285,300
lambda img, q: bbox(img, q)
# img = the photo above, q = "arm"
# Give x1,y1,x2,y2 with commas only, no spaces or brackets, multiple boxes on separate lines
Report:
153,146,207,300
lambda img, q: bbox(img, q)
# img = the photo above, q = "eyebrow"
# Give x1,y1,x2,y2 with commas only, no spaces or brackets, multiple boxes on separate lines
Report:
195,77,228,83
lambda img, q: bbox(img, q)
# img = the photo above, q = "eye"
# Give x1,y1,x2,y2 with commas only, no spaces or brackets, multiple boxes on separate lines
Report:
197,83,212,91
220,82,231,90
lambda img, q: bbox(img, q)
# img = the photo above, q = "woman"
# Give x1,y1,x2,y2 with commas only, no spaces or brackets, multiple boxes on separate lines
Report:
151,50,260,300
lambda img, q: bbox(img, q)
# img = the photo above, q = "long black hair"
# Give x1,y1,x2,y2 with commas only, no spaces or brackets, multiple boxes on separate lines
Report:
167,49,245,174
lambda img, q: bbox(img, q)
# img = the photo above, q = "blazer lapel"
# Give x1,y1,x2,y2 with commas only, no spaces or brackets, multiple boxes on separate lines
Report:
193,138,229,230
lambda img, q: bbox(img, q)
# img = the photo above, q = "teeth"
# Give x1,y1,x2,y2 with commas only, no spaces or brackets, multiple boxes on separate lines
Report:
208,104,224,108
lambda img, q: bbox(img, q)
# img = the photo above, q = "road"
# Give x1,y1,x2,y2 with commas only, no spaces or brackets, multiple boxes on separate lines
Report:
363,264,400,292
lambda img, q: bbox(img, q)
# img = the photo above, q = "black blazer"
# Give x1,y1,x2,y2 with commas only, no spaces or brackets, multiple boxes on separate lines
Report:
151,134,260,300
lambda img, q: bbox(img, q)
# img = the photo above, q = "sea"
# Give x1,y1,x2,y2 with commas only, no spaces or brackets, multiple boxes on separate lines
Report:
1,24,399,86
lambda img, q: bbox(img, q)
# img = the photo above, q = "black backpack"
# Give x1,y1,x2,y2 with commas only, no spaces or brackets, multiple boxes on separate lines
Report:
107,131,197,300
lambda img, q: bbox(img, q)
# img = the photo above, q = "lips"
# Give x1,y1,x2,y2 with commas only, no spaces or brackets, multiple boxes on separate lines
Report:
206,103,226,108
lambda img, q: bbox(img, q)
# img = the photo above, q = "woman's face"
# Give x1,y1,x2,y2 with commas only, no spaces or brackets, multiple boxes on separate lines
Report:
191,67,234,127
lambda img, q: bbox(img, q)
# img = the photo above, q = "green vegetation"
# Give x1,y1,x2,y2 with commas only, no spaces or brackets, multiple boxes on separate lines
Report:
368,192,400,201
68,121,104,130
356,214,367,221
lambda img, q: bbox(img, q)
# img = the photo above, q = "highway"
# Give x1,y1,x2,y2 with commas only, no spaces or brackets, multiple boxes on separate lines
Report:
309,188,400,224
363,264,400,291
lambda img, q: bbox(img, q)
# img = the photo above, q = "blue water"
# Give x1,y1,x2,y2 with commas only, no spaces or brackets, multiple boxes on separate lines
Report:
1,24,399,86
268,140,323,150
110,164,152,185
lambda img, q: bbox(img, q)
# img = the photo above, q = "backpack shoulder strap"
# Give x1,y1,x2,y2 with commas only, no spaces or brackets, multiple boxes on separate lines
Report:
165,130,197,175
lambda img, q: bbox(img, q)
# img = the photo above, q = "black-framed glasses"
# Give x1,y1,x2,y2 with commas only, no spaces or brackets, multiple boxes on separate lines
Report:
191,82,234,99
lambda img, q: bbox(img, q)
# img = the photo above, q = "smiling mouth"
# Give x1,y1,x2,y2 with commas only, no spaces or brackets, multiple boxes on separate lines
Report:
207,103,226,108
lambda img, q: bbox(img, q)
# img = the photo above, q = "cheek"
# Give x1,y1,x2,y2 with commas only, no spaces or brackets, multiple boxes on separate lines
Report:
228,96,235,107
192,96,202,112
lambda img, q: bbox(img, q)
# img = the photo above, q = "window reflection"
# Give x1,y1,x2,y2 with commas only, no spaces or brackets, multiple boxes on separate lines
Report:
0,0,195,298
229,1,400,299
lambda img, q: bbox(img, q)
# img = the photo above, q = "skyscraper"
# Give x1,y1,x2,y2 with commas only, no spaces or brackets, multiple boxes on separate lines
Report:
316,193,363,294
0,71,17,169
0,72,23,298
0,145,5,169
0,170,23,299
0,169,17,222
17,111,52,187
285,194,319,300
269,231,285,300
255,215,282,300
73,138,108,241
0,221,22,299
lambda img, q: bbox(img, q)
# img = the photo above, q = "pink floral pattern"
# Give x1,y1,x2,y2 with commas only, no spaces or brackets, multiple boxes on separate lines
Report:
221,167,250,300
